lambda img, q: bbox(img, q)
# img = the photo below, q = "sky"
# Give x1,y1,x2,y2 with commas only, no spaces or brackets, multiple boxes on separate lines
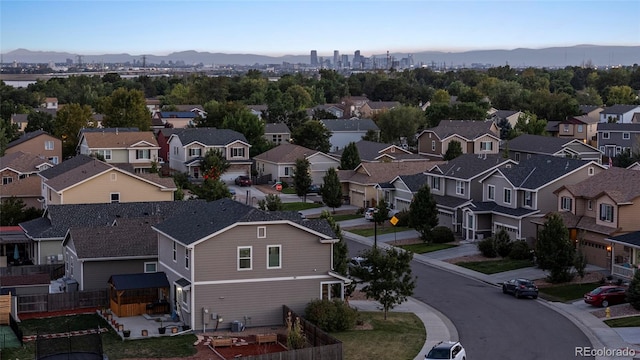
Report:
1,0,639,57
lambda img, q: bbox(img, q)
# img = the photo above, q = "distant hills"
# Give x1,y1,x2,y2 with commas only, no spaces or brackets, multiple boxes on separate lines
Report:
2,45,639,68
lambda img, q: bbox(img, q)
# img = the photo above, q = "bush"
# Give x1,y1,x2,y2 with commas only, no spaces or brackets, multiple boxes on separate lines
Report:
494,230,513,258
304,299,357,332
628,270,640,310
509,241,533,260
431,226,455,244
395,209,411,227
478,237,497,258
173,172,191,189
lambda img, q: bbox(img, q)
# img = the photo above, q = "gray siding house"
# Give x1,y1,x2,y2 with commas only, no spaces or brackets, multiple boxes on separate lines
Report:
505,134,602,162
153,199,348,331
596,123,640,159
62,217,160,291
599,104,640,124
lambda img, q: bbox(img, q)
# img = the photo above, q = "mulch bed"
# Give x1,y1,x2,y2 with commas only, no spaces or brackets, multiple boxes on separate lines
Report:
211,340,288,359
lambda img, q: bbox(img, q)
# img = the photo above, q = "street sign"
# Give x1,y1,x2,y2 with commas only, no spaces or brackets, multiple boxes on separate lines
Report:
275,183,282,191
390,216,399,226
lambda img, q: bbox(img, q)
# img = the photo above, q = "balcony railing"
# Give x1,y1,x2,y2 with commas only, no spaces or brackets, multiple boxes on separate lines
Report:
612,264,638,279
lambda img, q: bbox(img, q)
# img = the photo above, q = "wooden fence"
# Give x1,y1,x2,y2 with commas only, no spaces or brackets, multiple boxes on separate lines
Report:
17,290,108,314
0,264,64,280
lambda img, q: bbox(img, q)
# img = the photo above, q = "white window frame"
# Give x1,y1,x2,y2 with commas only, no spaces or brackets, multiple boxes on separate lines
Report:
172,242,177,262
431,140,436,151
431,177,440,191
599,203,614,222
455,180,465,195
514,153,520,161
267,245,281,269
181,288,190,311
238,246,252,271
231,147,245,158
577,125,584,133
504,188,512,204
487,185,495,201
587,200,593,210
588,167,594,176
257,226,266,238
602,132,610,139
48,156,59,164
2,177,13,185
480,141,493,151
136,149,151,159
110,193,120,203
623,132,630,140
144,262,157,273
561,196,572,211
95,150,112,160
284,167,290,176
524,191,532,207
45,140,54,150
185,248,190,270
563,124,570,133
188,148,201,157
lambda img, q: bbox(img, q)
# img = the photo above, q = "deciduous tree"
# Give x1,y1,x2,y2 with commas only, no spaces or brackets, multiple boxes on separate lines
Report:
100,88,151,130
258,194,284,211
291,120,331,153
25,111,54,133
53,103,94,158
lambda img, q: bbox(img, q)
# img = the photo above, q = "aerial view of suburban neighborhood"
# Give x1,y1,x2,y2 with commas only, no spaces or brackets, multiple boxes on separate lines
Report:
1,1,640,360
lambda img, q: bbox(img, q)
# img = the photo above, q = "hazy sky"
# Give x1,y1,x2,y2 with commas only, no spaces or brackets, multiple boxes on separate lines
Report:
1,0,639,57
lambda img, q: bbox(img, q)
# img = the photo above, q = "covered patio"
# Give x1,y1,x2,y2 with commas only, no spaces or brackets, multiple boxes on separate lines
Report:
108,272,170,318
607,231,640,280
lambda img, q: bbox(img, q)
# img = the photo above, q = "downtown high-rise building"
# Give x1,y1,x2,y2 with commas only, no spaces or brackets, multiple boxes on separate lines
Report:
310,50,318,66
333,50,340,69
341,54,349,69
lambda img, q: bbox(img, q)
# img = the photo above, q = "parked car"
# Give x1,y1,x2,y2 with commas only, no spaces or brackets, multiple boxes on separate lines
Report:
348,256,372,276
364,207,399,221
502,278,539,299
425,341,466,360
584,286,628,307
235,175,252,186
307,184,321,194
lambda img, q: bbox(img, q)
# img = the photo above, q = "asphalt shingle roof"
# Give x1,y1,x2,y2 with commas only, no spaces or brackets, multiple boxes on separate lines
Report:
599,104,640,115
0,151,53,173
7,130,51,148
254,143,318,163
340,161,443,185
332,140,408,162
596,123,640,132
39,154,96,179
432,194,472,209
159,112,197,118
427,153,507,180
579,105,601,114
108,272,169,290
171,128,248,146
264,123,290,134
498,155,592,190
562,167,640,203
397,173,428,192
506,134,577,154
82,131,158,148
608,231,640,247
320,119,379,132
153,198,336,245
469,201,539,218
424,120,497,140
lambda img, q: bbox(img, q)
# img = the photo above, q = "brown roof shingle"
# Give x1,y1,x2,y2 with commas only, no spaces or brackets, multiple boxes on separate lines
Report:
562,167,640,204
254,143,319,163
0,151,53,173
340,161,445,184
83,131,159,149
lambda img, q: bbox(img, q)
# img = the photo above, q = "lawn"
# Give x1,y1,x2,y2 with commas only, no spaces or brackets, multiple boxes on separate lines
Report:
1,314,197,360
604,315,640,327
346,225,411,237
399,242,457,254
455,258,534,274
331,312,425,360
330,213,363,222
538,282,601,302
281,202,324,211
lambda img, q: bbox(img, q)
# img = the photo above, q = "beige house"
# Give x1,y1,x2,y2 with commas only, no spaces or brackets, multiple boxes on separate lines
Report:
549,115,600,147
359,101,400,118
548,167,640,275
417,120,500,160
254,143,339,185
5,130,62,165
39,155,176,207
0,151,54,208
264,123,291,145
78,129,160,173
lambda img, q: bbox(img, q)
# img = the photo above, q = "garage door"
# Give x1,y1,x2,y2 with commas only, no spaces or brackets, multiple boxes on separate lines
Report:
222,171,247,184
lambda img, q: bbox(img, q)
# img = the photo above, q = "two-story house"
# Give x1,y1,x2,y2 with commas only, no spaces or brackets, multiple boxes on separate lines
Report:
174,104,206,118
550,167,640,275
579,105,604,122
39,155,176,208
504,134,602,162
488,110,523,128
417,120,500,160
548,115,600,147
264,123,291,145
153,112,198,129
320,119,380,152
167,128,251,182
78,129,160,173
153,198,349,331
596,123,640,159
0,151,54,208
254,143,339,185
42,97,59,110
331,140,425,163
599,104,640,124
359,101,400,119
464,155,605,244
5,130,62,165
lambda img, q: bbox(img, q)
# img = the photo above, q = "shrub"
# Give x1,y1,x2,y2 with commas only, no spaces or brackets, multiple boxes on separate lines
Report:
478,237,497,258
173,172,190,189
628,270,640,310
304,298,357,332
395,209,410,227
494,230,513,258
509,241,533,260
431,226,455,244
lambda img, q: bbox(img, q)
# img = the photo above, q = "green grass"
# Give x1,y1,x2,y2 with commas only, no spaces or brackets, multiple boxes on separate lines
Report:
281,188,296,194
331,312,425,360
456,258,534,274
399,242,457,254
281,202,324,211
346,226,411,237
330,213,363,222
604,315,640,327
538,282,601,302
1,314,197,360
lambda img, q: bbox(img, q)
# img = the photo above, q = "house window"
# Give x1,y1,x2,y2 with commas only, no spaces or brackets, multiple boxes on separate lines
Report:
232,147,245,158
181,288,189,310
524,191,533,207
45,141,54,150
48,156,59,164
284,167,290,176
95,150,112,160
172,242,177,262
577,125,584,133
480,141,493,151
487,185,495,200
616,146,622,154
136,149,150,159
455,181,465,195
602,132,610,139
431,140,436,151
267,245,281,269
623,132,630,140
599,204,614,222
2,177,13,185
588,167,594,176
238,246,252,270
561,196,573,211
110,193,120,203
514,153,520,161
185,248,190,270
144,262,157,273
431,177,440,190
173,146,179,155
587,200,593,210
563,124,570,133
504,188,512,204
111,173,117,181
599,146,605,153
188,148,201,157
257,226,266,238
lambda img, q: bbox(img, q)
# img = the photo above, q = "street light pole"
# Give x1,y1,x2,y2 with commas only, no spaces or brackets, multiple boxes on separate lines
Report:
374,218,377,249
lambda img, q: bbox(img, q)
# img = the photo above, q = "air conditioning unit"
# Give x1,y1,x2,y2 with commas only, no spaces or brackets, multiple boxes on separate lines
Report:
57,254,64,261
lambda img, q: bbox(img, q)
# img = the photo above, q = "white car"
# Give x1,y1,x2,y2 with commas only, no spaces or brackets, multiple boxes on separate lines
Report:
425,341,466,360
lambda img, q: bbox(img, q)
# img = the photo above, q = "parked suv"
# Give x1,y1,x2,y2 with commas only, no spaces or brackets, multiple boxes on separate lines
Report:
235,175,252,187
425,341,466,360
502,278,539,299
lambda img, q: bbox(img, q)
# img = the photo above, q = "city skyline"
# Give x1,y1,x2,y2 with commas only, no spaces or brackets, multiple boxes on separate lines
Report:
1,0,639,57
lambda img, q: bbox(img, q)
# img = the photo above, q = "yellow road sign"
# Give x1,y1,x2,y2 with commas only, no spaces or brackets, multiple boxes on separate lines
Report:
390,216,399,226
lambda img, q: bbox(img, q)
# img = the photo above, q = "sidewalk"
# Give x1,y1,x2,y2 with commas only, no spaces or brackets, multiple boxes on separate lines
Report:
342,228,640,360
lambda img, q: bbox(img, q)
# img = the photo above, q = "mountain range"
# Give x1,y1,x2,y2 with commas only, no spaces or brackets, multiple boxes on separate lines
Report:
2,45,639,68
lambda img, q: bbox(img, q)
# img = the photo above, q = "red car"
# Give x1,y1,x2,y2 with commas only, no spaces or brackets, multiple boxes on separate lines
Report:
584,286,628,307
235,176,252,187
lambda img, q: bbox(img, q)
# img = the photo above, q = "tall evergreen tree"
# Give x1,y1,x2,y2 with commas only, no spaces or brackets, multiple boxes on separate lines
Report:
319,210,349,276
321,167,342,211
535,213,575,283
292,158,312,201
627,269,640,310
408,184,439,242
340,142,361,170
443,140,463,160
